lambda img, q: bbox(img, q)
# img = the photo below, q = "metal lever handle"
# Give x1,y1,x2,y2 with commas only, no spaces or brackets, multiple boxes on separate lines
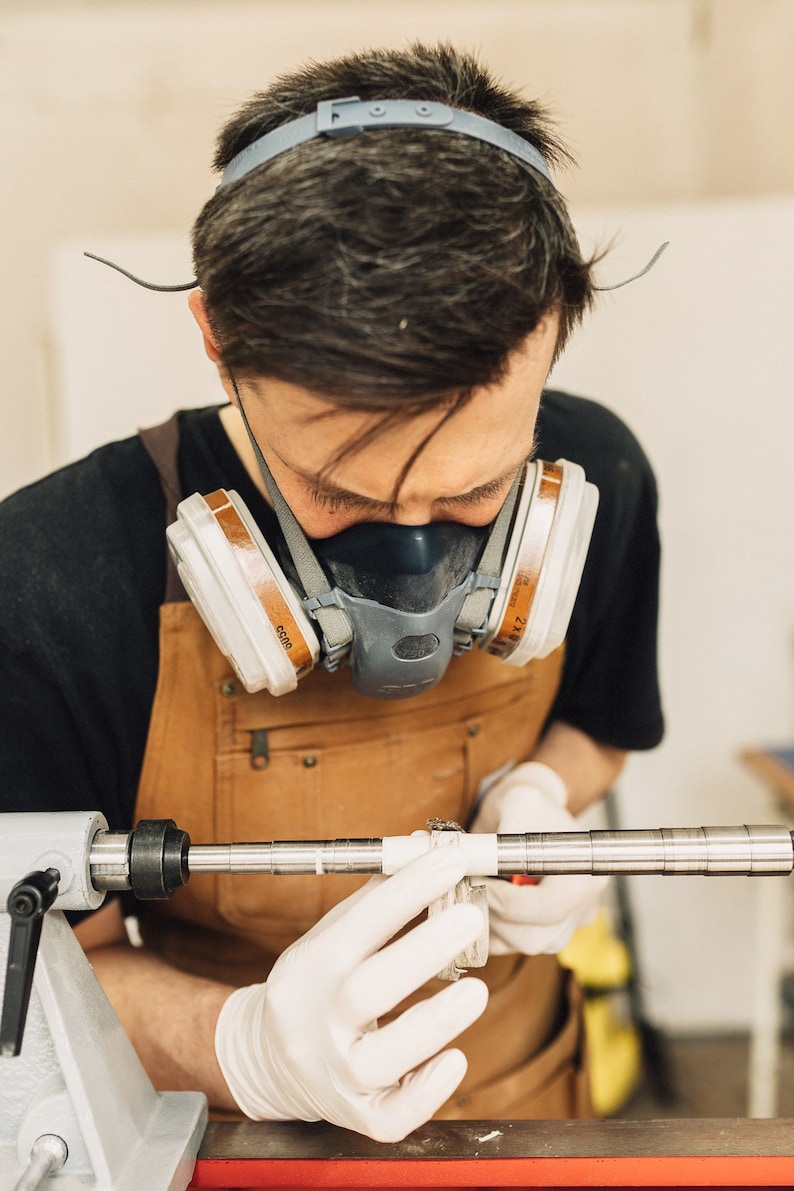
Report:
0,868,60,1057
14,1134,68,1191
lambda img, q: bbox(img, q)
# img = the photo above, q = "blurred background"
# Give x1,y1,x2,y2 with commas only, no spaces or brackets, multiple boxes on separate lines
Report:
2,0,794,1111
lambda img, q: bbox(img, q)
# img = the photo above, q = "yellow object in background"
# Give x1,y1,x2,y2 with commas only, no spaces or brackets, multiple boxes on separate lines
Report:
559,910,642,1116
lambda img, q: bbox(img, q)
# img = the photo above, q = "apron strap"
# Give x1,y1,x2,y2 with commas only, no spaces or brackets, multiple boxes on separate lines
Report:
139,412,188,604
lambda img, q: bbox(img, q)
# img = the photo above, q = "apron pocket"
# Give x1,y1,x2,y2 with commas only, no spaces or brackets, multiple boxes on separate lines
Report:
437,971,592,1120
214,719,468,946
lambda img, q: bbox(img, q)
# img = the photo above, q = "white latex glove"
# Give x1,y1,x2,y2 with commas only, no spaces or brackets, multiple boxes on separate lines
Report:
214,846,488,1142
470,761,609,955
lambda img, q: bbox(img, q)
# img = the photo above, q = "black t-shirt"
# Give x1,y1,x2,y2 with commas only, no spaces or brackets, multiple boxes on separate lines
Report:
0,392,663,834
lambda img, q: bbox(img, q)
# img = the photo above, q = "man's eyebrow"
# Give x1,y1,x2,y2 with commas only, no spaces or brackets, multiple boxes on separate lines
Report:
433,461,527,506
273,438,537,508
272,451,389,507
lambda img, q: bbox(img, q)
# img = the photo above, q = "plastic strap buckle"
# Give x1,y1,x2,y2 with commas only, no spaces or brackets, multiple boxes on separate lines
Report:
316,96,455,137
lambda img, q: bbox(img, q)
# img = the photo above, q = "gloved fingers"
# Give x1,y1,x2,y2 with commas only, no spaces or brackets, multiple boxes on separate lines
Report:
496,809,572,834
469,795,501,835
484,873,607,955
470,767,572,836
484,873,608,927
491,791,574,835
488,914,583,956
338,902,485,1028
353,1049,470,1143
345,975,488,1091
309,846,469,970
295,875,386,943
301,831,429,940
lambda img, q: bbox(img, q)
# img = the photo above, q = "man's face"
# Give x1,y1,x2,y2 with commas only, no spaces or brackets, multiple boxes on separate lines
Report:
233,313,559,540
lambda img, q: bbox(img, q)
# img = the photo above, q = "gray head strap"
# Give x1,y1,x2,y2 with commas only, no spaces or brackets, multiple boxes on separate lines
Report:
453,468,524,646
231,384,354,661
86,94,672,294
218,96,554,190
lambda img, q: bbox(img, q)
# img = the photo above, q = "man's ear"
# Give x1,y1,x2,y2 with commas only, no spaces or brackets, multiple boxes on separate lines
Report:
188,290,239,406
188,290,223,365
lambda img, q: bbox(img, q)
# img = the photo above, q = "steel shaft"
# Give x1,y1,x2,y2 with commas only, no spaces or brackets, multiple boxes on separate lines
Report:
181,824,794,878
89,824,794,891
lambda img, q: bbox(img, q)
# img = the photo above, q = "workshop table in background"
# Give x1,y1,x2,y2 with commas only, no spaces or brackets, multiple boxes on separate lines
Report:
740,745,794,1118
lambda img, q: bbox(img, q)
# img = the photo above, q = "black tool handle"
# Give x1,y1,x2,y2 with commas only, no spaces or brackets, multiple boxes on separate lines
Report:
0,868,60,1057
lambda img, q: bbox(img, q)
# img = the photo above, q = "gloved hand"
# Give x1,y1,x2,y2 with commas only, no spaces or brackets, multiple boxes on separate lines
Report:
214,846,488,1142
470,761,609,955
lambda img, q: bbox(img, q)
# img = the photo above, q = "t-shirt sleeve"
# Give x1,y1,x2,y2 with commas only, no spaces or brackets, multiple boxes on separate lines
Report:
538,391,664,751
0,439,166,829
0,635,96,813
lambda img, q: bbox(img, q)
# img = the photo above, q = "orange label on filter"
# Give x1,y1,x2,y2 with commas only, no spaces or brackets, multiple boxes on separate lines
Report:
204,491,315,677
486,462,562,660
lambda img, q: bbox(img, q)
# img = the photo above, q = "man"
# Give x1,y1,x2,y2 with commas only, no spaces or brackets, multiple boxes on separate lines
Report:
0,43,663,1141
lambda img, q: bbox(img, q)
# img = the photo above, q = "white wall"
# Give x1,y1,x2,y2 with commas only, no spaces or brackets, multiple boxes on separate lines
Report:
552,200,794,1031
4,0,794,1033
4,0,794,495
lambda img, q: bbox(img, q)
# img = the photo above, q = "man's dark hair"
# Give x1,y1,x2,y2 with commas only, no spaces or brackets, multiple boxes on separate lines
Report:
192,42,595,413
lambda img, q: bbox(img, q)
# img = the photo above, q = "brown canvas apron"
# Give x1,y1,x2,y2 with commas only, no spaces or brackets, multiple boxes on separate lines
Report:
133,416,592,1120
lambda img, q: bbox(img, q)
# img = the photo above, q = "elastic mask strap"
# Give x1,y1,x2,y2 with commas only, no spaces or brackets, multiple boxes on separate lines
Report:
453,466,524,646
593,241,669,292
230,384,353,659
218,97,554,190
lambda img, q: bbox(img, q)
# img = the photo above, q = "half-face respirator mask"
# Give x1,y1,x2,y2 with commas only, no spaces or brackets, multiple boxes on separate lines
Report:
165,438,598,699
